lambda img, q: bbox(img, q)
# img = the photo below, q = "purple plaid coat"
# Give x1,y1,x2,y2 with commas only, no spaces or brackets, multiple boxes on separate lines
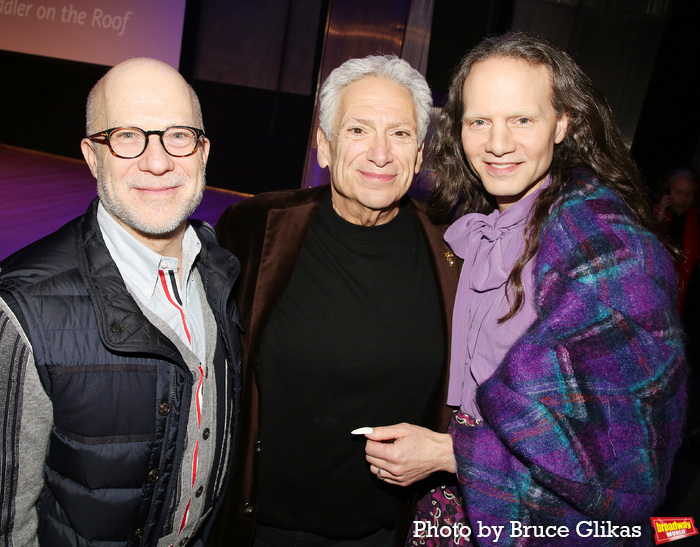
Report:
453,170,687,545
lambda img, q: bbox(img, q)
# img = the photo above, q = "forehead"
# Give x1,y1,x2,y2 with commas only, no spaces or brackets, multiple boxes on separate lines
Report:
670,177,695,191
462,57,554,111
100,64,196,127
336,76,417,124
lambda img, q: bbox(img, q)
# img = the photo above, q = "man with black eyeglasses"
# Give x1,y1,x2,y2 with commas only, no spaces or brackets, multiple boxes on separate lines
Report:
0,58,242,547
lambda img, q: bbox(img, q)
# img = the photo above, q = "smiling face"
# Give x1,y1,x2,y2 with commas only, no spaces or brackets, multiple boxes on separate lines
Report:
317,76,423,226
461,57,568,212
81,59,209,252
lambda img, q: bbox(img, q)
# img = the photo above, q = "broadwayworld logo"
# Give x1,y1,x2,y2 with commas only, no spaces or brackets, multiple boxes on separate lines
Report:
651,517,699,544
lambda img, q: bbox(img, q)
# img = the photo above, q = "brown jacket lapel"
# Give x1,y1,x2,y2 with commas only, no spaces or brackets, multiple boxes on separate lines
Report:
212,185,461,547
216,184,331,380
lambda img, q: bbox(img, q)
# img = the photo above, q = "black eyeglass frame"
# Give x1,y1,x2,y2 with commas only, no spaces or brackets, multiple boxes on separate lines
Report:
87,126,206,159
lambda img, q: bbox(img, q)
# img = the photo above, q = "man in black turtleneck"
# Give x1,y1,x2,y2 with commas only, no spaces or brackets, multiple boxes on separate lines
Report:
210,55,460,547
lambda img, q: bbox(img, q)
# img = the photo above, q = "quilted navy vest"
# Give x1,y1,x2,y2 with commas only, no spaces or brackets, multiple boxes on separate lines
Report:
0,200,241,546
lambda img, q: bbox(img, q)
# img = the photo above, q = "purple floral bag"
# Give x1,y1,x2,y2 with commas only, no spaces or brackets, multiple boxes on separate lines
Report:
405,413,476,546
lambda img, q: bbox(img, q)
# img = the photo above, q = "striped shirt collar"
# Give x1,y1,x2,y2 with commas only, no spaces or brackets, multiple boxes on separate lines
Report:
96,201,201,302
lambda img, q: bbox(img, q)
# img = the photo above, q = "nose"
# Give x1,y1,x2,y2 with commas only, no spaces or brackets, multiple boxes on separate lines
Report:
366,132,393,167
137,134,175,175
485,123,515,157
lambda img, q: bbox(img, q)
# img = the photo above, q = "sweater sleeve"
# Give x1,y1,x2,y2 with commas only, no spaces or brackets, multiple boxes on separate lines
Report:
0,296,53,546
452,184,687,540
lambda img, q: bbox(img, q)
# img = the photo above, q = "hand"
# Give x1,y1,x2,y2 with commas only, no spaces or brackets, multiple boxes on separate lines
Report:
360,423,455,487
657,194,671,222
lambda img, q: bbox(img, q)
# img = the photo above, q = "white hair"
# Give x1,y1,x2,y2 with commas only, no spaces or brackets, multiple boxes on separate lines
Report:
318,55,432,145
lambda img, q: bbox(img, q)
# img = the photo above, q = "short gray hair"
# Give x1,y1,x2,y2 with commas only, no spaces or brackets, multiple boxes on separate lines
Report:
318,55,432,145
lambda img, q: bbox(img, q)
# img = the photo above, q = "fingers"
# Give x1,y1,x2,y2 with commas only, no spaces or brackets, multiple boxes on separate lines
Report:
354,423,410,442
354,424,453,486
364,424,431,467
366,448,416,486
659,195,671,212
351,426,374,435
365,436,402,462
369,463,401,485
366,453,391,472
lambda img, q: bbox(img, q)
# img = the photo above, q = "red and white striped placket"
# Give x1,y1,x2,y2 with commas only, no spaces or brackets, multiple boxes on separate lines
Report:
159,268,204,546
158,269,192,345
174,364,204,542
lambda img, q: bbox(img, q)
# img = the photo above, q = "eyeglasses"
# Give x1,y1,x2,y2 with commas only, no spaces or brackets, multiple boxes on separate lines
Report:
87,126,206,159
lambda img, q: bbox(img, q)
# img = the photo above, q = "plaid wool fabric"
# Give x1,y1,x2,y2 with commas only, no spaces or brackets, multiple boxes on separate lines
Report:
453,169,687,545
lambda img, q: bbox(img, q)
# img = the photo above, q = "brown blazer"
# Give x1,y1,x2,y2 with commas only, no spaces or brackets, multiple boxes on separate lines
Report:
208,184,460,546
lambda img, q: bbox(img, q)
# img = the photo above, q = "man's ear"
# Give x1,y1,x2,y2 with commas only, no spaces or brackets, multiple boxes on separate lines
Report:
414,143,424,174
81,138,99,179
316,127,330,169
200,137,211,167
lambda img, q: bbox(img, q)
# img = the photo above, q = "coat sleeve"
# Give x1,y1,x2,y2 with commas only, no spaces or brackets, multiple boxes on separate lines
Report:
452,189,687,537
0,295,53,546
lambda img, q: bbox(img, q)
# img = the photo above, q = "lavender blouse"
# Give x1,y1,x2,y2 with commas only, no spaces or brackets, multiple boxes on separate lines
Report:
445,184,545,419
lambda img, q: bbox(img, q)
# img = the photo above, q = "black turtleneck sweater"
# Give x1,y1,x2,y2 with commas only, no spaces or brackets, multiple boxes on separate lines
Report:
256,194,444,538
